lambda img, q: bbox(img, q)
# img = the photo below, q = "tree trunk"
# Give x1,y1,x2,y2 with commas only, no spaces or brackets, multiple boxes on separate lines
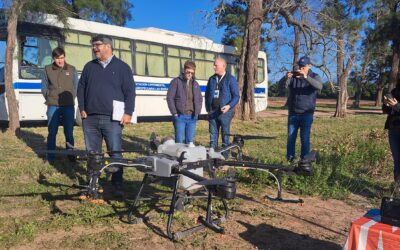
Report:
292,26,301,70
334,32,347,117
5,1,27,134
283,25,301,108
352,51,370,108
235,0,264,120
334,31,355,118
375,85,384,107
388,41,399,91
352,85,362,108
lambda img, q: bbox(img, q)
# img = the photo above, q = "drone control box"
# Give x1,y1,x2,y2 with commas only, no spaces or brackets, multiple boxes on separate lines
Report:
143,140,206,189
157,140,208,162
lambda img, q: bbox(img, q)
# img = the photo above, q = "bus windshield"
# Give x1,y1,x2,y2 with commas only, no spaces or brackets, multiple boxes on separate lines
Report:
20,36,58,79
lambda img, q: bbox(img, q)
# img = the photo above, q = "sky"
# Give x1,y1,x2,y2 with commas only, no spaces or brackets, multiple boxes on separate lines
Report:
126,1,224,42
125,1,310,83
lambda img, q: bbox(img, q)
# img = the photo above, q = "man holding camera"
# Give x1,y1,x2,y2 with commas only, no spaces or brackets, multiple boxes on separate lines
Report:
284,56,322,162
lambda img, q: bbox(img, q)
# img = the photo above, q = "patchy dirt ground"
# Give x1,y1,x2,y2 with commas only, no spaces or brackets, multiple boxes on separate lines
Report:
8,185,373,250
3,98,380,249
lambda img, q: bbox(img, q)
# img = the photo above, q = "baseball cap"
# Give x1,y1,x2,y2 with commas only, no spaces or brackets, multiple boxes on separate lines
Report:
298,56,311,67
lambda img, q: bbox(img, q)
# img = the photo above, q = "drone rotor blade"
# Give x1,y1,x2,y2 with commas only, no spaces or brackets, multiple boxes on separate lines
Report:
36,149,88,156
227,134,276,140
242,135,276,140
149,132,160,151
107,149,148,154
196,179,228,186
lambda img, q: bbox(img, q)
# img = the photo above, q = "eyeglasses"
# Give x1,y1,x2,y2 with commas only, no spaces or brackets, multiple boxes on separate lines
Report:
92,43,104,48
185,71,195,75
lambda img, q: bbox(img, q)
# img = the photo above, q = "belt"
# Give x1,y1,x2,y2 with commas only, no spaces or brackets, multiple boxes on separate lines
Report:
184,111,193,115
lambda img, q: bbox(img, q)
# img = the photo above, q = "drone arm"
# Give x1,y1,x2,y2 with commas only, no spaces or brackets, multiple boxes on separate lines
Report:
176,168,207,182
216,143,241,155
221,161,294,172
102,159,154,173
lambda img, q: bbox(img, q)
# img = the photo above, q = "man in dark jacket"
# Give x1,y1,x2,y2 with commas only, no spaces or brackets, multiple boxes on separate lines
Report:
383,79,400,181
205,57,240,159
41,47,78,163
284,56,322,161
167,60,202,145
77,35,135,196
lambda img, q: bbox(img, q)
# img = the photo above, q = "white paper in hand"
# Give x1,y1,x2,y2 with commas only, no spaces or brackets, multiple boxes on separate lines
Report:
112,100,137,124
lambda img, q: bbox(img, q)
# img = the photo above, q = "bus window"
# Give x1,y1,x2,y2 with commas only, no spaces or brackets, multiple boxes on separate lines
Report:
113,38,132,69
0,40,4,82
219,54,238,78
167,47,191,77
134,41,165,77
0,40,7,120
257,58,265,83
194,51,215,80
64,32,92,71
20,36,58,79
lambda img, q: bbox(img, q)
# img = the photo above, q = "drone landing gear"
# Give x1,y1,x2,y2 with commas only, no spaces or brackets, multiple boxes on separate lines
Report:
127,173,228,240
264,171,304,204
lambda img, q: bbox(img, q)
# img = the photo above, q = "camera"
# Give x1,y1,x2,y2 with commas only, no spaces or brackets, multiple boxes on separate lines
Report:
291,70,303,77
385,93,393,99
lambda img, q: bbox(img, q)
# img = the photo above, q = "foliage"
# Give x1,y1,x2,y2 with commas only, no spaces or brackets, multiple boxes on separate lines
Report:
68,0,133,26
216,0,268,51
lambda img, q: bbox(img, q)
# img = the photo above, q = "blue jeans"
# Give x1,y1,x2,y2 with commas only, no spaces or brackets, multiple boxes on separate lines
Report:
287,113,314,161
388,129,400,180
173,114,198,144
208,109,234,159
82,114,123,185
46,105,75,162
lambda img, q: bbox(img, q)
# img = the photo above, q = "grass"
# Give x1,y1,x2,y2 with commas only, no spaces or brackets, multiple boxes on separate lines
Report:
0,106,393,248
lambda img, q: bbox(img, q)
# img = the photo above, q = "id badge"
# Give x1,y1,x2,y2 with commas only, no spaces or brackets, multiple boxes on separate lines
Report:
214,90,220,98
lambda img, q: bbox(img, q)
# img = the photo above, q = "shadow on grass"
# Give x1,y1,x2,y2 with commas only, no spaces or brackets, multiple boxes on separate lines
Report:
322,154,388,199
16,129,87,184
237,220,342,250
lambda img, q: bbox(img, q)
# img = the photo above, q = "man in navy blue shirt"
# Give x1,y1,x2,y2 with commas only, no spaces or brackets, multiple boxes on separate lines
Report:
205,57,239,159
78,35,135,197
284,56,322,162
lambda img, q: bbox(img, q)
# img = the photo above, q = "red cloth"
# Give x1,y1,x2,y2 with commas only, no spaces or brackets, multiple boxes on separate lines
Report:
344,216,400,250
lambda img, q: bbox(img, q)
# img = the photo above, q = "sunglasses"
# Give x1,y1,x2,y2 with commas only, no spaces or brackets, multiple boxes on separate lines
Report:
92,42,104,48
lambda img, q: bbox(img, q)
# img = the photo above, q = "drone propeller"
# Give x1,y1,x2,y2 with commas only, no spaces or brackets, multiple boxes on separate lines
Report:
36,149,146,157
149,132,160,151
227,134,276,140
196,179,228,187
106,149,148,154
36,149,88,157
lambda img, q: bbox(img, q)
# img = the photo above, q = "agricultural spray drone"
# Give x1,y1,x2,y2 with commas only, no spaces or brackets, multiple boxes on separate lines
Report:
39,133,316,240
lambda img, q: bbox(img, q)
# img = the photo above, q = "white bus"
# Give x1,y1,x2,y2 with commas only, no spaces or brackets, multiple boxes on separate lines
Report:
0,12,268,124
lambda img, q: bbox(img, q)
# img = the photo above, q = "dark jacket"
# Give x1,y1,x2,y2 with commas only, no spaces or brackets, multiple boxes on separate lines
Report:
205,71,239,112
287,70,322,114
382,87,400,130
166,74,203,116
77,56,135,116
41,63,78,106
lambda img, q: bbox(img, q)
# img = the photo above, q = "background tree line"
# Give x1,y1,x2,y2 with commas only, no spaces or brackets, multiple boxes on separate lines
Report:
214,0,399,115
2,0,399,134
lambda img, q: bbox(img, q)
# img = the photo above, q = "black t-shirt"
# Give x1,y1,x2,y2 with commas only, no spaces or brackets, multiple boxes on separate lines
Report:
211,75,223,110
